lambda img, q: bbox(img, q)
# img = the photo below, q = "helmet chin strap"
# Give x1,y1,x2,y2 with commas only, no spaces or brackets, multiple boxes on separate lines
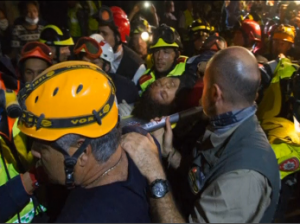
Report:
52,138,92,189
55,46,61,63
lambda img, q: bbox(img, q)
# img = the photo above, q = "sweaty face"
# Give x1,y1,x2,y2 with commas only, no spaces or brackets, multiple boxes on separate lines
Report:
99,26,116,50
272,39,292,56
26,3,39,20
149,77,180,105
24,58,48,82
31,141,66,185
131,34,148,58
233,31,245,47
153,48,176,73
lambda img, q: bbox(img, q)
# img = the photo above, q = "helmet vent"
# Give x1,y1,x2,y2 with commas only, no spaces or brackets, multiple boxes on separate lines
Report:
53,87,59,96
35,96,39,103
76,85,83,94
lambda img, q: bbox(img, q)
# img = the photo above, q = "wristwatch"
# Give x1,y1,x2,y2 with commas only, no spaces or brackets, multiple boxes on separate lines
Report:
149,179,169,199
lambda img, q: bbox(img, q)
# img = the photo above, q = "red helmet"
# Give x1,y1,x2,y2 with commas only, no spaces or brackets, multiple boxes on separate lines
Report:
240,19,262,42
96,6,130,43
110,6,130,43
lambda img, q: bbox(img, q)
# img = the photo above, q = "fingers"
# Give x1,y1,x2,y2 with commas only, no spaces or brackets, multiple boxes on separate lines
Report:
165,116,172,132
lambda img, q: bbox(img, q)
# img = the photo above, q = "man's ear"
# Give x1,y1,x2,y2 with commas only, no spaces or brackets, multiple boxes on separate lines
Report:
212,83,223,103
77,142,92,167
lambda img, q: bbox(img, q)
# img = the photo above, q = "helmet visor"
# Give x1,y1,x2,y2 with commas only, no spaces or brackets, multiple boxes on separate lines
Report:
152,25,175,46
74,37,102,59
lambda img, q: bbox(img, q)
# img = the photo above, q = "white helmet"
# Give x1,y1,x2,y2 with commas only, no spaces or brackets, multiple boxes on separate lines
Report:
89,34,114,64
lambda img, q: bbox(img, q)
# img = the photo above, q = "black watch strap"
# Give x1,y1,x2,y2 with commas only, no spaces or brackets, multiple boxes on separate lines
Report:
148,179,169,199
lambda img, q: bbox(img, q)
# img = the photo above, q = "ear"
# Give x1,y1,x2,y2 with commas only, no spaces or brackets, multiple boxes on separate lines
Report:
77,141,92,168
212,83,223,103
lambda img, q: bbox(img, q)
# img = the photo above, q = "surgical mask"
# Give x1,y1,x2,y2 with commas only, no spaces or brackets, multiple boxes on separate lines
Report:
25,17,39,25
0,19,8,31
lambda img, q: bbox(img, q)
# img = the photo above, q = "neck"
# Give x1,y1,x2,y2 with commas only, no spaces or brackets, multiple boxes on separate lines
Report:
82,146,128,189
115,44,123,54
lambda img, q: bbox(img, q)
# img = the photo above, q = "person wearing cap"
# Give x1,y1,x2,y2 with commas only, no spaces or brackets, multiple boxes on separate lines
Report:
129,17,152,60
39,24,74,63
73,34,139,105
18,41,53,83
187,19,213,56
138,24,197,93
264,24,296,61
233,19,267,63
17,61,151,222
96,6,146,85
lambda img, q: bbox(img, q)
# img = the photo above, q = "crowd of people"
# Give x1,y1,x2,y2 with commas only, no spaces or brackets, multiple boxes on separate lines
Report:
0,0,300,223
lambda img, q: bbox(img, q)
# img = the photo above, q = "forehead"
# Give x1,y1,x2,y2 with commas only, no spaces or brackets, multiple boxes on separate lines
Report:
99,26,113,33
24,58,47,68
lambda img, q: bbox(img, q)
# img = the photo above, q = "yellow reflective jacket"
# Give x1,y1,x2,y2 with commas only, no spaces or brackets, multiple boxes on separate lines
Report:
257,58,299,121
261,117,300,180
0,155,35,223
87,1,101,35
138,56,188,92
183,10,194,41
68,4,82,37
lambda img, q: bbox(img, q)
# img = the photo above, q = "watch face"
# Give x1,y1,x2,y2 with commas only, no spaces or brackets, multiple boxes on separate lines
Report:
152,182,167,198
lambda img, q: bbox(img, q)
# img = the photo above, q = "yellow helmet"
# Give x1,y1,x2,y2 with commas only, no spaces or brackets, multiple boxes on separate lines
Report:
150,24,181,49
39,25,74,46
18,61,118,141
273,24,296,43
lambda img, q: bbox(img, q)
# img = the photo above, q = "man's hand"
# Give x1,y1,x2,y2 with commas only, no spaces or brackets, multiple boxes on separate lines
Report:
121,132,166,183
152,117,174,158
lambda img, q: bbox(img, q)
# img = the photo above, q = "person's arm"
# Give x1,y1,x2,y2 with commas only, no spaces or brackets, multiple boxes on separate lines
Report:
128,3,141,22
151,117,182,169
121,132,185,223
0,173,34,222
150,4,159,27
189,170,272,223
10,25,21,60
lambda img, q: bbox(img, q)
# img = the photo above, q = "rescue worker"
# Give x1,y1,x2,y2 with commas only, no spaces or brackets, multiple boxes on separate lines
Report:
39,24,74,64
179,1,195,51
256,57,300,222
233,19,267,63
121,46,280,223
67,1,88,42
138,24,196,92
0,88,46,223
264,24,296,61
17,61,151,222
188,19,213,56
96,6,146,85
129,17,152,61
19,41,53,83
73,34,139,104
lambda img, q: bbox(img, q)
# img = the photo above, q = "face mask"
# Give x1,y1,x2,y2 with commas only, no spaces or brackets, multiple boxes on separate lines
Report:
0,19,8,31
25,17,39,25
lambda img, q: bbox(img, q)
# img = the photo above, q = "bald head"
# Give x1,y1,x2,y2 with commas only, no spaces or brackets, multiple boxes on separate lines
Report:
206,46,260,107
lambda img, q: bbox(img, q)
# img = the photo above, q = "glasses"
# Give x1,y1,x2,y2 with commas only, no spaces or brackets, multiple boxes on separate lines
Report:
152,25,176,45
21,41,53,59
73,37,102,59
